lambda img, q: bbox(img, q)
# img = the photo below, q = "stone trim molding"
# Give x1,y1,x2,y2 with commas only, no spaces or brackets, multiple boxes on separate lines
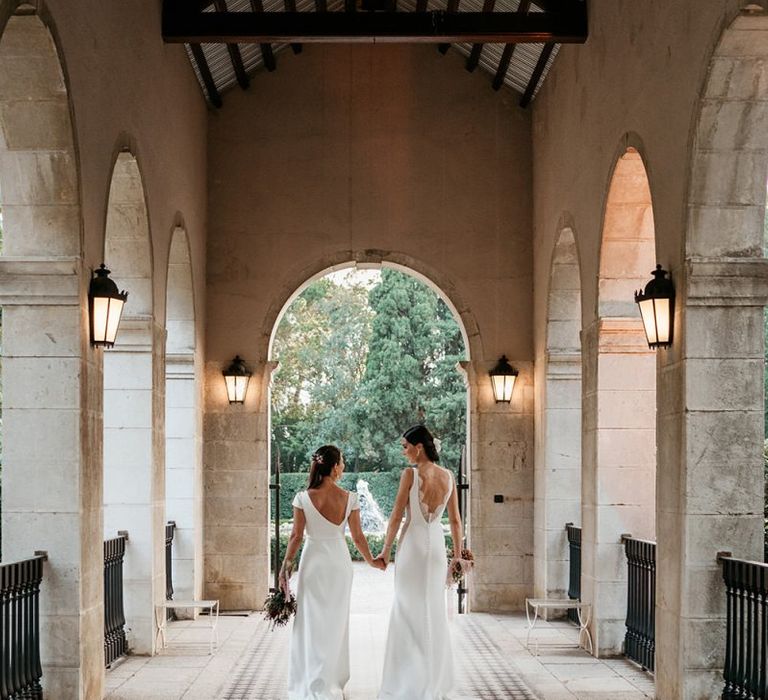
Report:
0,256,80,305
686,256,768,307
596,317,650,354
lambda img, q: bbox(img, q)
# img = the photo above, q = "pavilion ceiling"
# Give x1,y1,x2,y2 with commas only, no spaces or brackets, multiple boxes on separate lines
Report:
162,0,587,109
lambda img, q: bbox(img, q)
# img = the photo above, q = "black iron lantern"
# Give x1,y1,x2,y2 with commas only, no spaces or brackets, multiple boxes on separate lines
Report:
88,264,128,348
223,355,252,404
634,264,675,349
489,355,518,403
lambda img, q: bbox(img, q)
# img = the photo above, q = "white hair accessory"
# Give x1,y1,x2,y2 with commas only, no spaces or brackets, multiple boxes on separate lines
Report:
433,437,442,454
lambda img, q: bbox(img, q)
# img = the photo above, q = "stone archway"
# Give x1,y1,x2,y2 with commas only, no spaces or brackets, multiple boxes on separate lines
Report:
534,225,582,602
164,225,202,610
655,7,768,697
583,146,657,656
0,7,105,696
102,150,164,655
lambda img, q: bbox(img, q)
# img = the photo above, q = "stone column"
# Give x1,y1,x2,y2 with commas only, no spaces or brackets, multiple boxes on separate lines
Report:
203,360,270,609
582,318,656,656
471,360,535,611
534,352,581,603
103,318,165,654
165,353,202,611
656,258,768,698
0,257,103,698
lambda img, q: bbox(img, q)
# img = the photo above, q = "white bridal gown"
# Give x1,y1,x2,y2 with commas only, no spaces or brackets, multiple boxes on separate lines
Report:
379,467,454,700
288,489,359,700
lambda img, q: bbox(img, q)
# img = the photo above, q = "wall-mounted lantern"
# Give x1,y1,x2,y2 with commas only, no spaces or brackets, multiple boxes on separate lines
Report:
489,355,518,403
223,355,252,404
634,264,675,349
88,264,128,348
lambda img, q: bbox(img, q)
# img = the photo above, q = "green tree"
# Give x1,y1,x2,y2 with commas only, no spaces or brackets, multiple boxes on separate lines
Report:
356,269,467,471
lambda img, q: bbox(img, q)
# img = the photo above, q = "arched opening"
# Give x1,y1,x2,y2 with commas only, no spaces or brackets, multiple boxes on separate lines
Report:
0,8,103,694
267,261,471,607
102,151,162,655
535,227,582,602
658,8,768,695
585,147,657,656
164,226,201,612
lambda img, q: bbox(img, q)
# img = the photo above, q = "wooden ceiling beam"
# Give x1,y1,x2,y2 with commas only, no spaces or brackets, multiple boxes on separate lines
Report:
250,0,277,71
163,1,588,44
438,0,460,54
465,0,494,72
519,41,554,107
492,0,530,90
213,0,250,88
189,43,223,107
283,0,303,53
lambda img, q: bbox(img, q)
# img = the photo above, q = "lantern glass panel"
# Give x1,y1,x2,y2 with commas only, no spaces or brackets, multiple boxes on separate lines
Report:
653,297,671,344
638,298,658,345
105,297,125,345
491,373,516,403
92,296,111,344
225,374,250,403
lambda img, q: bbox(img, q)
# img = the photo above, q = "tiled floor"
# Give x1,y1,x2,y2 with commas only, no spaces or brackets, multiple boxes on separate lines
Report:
105,564,654,699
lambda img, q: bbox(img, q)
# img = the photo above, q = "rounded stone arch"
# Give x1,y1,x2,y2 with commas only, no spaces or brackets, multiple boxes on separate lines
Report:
597,142,657,319
102,148,153,318
0,7,81,257
165,223,196,354
534,221,583,601
265,249,479,363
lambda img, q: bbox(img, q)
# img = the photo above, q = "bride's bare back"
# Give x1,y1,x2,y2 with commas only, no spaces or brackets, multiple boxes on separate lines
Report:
307,482,350,527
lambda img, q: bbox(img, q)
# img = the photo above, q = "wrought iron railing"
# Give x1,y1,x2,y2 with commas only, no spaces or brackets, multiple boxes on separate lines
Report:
719,553,768,699
104,532,128,667
0,553,46,699
622,534,656,672
456,444,469,614
165,521,176,622
565,523,581,624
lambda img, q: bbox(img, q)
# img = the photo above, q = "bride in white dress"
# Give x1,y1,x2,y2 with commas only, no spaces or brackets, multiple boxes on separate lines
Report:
279,445,384,700
376,426,464,700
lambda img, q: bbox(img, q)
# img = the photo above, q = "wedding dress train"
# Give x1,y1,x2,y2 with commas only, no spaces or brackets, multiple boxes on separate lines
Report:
288,489,359,700
379,467,454,700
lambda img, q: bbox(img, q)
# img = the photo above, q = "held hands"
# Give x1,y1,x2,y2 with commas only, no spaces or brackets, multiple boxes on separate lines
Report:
370,557,387,571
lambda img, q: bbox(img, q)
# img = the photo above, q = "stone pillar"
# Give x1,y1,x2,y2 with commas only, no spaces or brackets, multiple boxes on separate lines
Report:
582,318,656,656
103,318,165,654
165,354,202,612
203,360,270,609
655,258,768,698
534,352,581,602
471,360,534,611
0,258,103,698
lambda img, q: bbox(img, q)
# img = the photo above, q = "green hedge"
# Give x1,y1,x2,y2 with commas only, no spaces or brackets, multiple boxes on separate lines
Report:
274,470,404,521
270,532,453,569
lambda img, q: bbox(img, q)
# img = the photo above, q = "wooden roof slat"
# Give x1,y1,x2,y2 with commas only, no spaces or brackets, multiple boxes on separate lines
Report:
250,0,277,71
283,0,303,53
189,43,223,107
519,41,554,107
465,0,494,72
438,0,460,54
492,0,530,90
213,0,250,88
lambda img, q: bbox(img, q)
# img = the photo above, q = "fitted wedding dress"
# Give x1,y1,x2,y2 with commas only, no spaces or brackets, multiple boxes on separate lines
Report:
379,467,454,700
288,489,359,700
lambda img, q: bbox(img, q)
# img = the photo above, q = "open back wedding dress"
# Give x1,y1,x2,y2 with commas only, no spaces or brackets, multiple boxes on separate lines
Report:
288,489,359,700
379,466,454,700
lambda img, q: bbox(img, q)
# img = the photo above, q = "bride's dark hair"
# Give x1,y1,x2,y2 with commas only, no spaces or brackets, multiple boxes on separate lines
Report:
402,425,439,463
307,445,341,489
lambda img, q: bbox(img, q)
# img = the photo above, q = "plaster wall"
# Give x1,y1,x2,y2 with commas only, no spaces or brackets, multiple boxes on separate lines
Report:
205,44,534,610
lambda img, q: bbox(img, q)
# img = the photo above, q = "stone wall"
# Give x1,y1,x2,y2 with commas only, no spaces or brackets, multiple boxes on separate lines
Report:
205,43,535,611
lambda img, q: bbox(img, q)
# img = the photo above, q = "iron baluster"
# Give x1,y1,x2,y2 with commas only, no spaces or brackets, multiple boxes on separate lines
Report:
270,442,282,593
165,521,176,621
456,444,469,614
104,533,128,667
565,523,582,625
622,535,655,672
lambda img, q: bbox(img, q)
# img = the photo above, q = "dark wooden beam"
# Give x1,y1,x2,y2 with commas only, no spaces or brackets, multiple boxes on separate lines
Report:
437,0,460,54
162,3,588,44
519,41,554,107
283,0,303,52
492,0,531,90
316,0,328,12
415,0,428,11
465,0,494,72
250,0,277,71
213,0,250,88
189,43,223,107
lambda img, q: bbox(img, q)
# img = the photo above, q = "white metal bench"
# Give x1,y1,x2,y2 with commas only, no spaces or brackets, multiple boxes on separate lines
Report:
524,598,593,655
155,599,220,655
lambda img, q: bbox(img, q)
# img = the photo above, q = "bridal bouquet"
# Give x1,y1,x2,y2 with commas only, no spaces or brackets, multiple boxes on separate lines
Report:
263,588,297,630
446,548,474,586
